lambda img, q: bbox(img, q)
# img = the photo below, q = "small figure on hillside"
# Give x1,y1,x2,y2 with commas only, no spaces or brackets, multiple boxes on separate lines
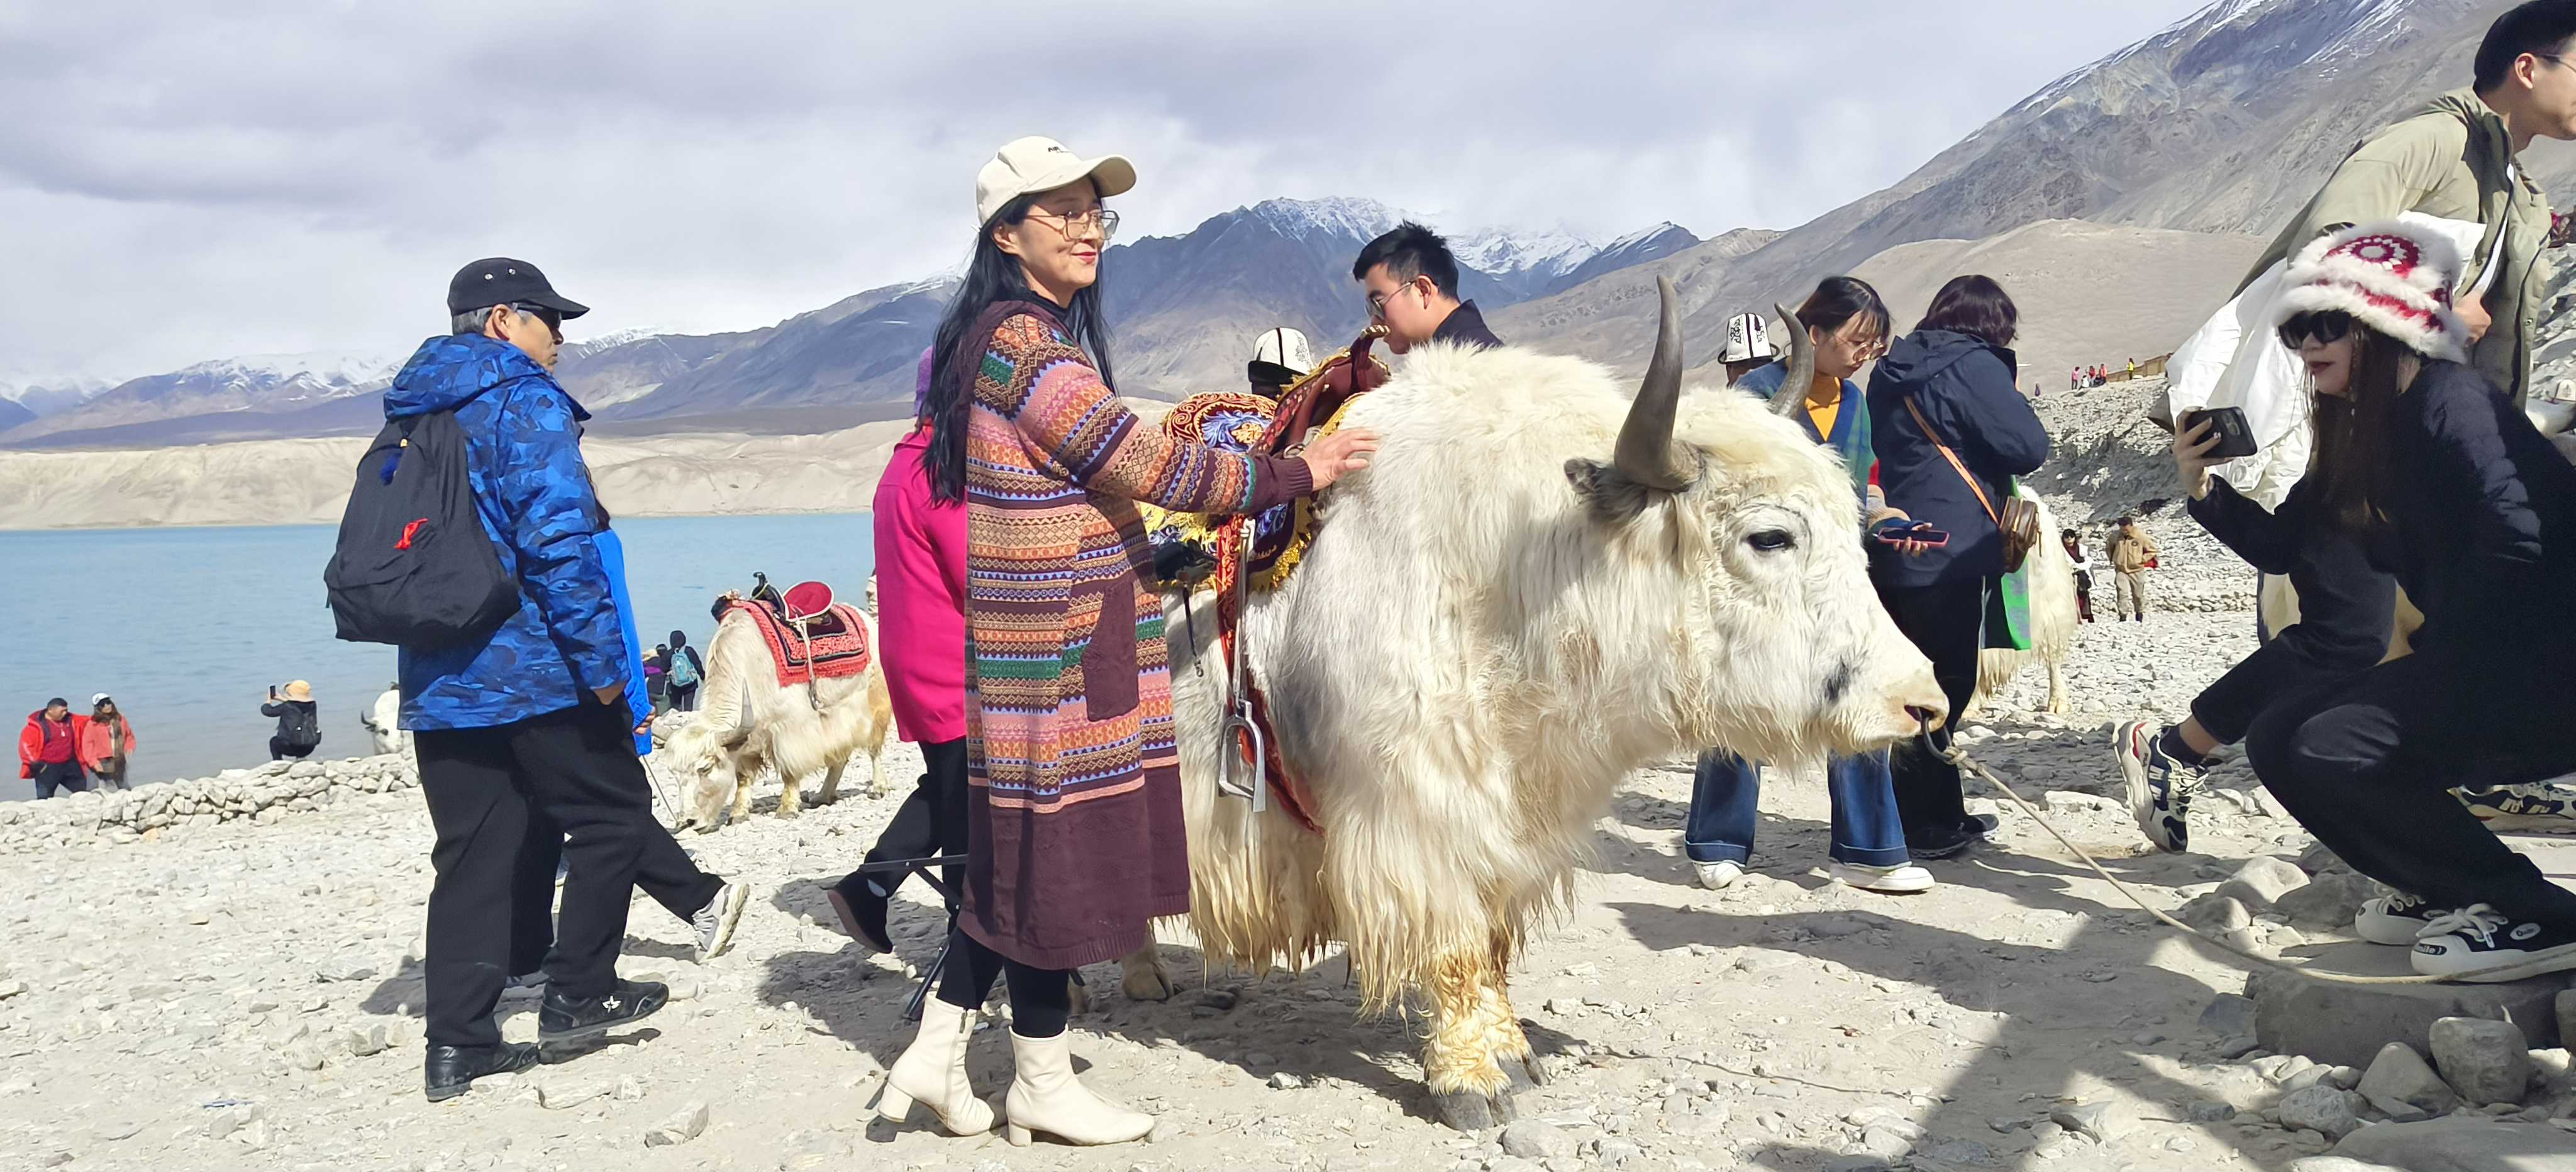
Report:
2108,517,2158,622
82,694,136,792
19,697,88,799
264,681,321,760
2064,529,2095,623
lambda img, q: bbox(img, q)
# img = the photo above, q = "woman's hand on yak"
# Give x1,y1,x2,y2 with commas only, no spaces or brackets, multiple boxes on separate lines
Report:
1302,427,1380,491
2174,416,2224,500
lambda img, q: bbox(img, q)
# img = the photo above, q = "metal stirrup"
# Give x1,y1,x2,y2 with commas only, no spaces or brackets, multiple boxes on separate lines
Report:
1216,522,1267,813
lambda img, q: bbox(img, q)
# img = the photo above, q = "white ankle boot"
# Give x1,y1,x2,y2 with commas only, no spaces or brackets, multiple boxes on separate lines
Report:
1004,1029,1152,1146
875,998,993,1135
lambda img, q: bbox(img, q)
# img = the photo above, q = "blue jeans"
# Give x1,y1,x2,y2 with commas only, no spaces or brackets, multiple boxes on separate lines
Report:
1685,749,1910,866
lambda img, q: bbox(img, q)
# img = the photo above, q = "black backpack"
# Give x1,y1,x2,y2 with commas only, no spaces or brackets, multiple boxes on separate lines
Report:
278,702,321,749
324,411,518,648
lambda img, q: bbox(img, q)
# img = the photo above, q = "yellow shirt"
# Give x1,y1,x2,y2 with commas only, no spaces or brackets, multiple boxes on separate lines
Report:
1807,397,1839,438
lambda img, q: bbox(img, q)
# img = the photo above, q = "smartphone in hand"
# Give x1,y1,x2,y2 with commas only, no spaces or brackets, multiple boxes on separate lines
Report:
2180,406,2258,460
1872,519,1950,548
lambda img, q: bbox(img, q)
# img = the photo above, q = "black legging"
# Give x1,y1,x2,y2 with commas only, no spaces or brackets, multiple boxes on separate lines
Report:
852,739,967,902
667,683,698,712
1875,575,1987,841
2248,643,2576,927
935,929,1072,1038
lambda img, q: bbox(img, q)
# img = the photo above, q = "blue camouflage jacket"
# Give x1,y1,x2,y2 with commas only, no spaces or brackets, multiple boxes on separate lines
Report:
389,333,625,731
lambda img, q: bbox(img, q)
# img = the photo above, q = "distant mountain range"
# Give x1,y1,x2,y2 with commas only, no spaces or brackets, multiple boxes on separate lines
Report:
1496,0,2561,379
0,199,1696,449
12,0,2565,454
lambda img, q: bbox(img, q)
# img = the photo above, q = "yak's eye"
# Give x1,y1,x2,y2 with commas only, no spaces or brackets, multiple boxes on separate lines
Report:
1746,529,1796,553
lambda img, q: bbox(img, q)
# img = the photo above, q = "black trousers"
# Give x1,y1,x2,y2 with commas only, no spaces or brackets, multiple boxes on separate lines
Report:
31,760,86,800
2248,643,2576,927
417,700,662,1049
849,738,968,903
270,737,316,761
935,926,1072,1038
668,683,698,712
2199,536,2395,744
1876,575,1987,841
506,800,726,979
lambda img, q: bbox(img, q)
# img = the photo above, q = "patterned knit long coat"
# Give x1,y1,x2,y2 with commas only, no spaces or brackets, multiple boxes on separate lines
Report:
960,299,1314,970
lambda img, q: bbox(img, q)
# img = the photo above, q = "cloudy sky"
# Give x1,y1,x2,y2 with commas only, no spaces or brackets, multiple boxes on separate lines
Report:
1,0,2212,387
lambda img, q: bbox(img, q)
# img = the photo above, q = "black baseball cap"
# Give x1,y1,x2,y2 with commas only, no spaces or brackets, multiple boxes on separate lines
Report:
447,258,590,319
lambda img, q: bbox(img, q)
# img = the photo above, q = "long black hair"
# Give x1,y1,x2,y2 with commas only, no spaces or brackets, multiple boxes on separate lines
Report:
925,194,1118,504
2306,326,2418,533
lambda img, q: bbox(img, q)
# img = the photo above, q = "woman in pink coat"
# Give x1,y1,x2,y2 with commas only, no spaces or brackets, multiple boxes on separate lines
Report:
831,349,968,953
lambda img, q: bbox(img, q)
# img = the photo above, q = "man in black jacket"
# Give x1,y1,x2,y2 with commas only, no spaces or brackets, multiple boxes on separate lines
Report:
1353,223,1503,354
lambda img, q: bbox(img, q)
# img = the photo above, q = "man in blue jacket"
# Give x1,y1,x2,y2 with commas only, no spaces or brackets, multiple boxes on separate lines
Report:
394,258,724,1101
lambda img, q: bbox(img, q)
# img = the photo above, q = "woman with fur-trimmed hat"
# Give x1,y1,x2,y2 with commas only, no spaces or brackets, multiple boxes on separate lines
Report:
2177,218,2576,981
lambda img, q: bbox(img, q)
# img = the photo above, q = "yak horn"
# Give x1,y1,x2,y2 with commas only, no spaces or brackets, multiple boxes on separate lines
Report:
1770,302,1816,418
1613,275,1697,491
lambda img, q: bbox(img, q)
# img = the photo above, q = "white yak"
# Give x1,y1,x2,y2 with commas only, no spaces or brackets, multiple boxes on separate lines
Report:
665,605,894,829
1966,494,2078,717
1119,281,1945,1129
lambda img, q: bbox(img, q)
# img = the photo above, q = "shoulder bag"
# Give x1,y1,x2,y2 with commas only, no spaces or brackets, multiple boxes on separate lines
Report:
1903,396,2040,573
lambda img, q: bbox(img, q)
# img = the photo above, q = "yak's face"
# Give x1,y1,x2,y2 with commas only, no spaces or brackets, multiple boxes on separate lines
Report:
1657,408,1945,764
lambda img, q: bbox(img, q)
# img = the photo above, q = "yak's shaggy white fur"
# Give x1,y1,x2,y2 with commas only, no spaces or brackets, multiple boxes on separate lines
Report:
1126,339,1944,1122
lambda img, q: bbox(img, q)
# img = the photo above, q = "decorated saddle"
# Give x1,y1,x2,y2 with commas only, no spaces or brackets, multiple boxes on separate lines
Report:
1138,328,1391,834
720,574,872,688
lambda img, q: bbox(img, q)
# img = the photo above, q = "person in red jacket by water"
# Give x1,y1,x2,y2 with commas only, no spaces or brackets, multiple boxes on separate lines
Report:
19,698,90,799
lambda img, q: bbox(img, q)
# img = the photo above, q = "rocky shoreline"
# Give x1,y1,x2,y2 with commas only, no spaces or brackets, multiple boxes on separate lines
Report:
0,753,422,850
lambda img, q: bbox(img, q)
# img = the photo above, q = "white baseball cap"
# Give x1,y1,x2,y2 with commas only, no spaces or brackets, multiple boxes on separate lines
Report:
90,693,111,707
1721,312,1777,364
975,136,1137,225
1247,327,1314,382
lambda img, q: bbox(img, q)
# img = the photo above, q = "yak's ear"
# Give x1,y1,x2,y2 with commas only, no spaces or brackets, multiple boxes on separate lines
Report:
1565,457,1663,524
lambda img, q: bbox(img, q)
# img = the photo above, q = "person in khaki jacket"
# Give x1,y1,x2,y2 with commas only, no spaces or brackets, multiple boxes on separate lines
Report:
2240,1,2576,409
2109,517,2158,622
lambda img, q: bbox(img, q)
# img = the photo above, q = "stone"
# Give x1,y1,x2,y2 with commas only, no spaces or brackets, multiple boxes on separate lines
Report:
2180,893,2255,933
2221,856,2311,910
2331,1118,2576,1169
2250,941,2567,1068
2429,1017,2536,1105
2558,990,2576,1063
1268,1072,1306,1090
1499,1120,1576,1161
2187,1100,2235,1122
614,1075,647,1101
0,980,24,1000
1823,1159,1892,1172
2289,1159,2407,1172
1918,1138,1996,1165
2277,1086,2365,1141
2276,873,2380,930
2040,791,2121,815
1857,1123,1915,1160
1593,1138,1642,1168
2358,1042,2459,1119
539,1078,608,1109
2048,1102,2115,1143
2201,993,2258,1039
642,1101,709,1147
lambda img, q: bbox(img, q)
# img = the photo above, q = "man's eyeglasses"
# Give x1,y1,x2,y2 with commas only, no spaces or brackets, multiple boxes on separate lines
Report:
511,303,562,331
1367,279,1422,321
1028,206,1120,243
2277,309,2355,350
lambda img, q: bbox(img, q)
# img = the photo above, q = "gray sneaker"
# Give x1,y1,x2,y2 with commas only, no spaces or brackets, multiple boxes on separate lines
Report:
693,880,748,962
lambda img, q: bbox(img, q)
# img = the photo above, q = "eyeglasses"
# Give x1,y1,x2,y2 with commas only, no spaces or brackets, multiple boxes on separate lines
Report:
509,302,562,331
1366,279,1423,321
1027,206,1120,243
2277,310,2355,350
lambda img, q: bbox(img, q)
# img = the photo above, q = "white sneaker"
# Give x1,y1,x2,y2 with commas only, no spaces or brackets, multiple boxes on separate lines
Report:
1831,861,1936,894
2353,892,2444,946
693,880,749,961
1692,861,1745,890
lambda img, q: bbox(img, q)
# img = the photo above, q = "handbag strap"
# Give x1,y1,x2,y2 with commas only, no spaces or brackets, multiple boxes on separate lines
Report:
1903,395,2002,529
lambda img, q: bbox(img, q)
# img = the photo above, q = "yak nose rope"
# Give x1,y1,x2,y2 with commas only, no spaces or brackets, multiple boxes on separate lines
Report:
1921,714,2537,986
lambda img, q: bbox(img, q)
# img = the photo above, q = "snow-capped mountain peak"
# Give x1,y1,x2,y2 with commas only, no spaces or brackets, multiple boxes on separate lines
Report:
1245,196,1402,242
178,348,405,387
1450,226,1599,282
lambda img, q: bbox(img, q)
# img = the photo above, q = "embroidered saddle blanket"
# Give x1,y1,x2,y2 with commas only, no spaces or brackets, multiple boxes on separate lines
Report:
726,600,872,688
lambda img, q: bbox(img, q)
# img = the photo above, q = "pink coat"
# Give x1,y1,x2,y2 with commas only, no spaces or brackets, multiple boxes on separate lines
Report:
872,426,966,744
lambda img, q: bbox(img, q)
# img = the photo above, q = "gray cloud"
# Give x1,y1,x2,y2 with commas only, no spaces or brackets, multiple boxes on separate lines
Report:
1,0,2211,384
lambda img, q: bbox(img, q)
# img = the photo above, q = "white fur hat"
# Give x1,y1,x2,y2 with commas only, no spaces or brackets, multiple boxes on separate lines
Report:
2275,220,2468,363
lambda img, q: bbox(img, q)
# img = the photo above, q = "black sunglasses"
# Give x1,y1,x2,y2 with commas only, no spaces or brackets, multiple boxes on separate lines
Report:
509,302,563,331
2277,310,2354,350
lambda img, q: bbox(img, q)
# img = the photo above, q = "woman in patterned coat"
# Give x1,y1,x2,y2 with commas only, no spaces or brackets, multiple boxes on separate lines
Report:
870,136,1377,1147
